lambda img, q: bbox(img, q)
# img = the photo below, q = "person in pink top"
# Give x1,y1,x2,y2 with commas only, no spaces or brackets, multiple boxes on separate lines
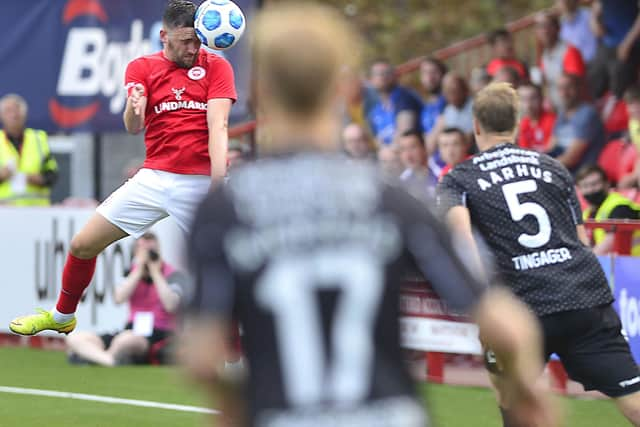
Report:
66,233,186,366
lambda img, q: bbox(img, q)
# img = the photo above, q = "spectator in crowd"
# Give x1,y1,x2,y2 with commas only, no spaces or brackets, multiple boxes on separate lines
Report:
342,122,375,160
66,233,186,366
576,165,640,255
536,11,586,112
492,65,522,88
377,144,403,178
227,139,251,170
589,0,640,100
469,67,492,95
557,0,597,63
427,72,474,157
419,57,448,135
551,73,606,173
626,84,640,150
437,127,471,179
398,129,437,200
517,82,557,152
338,66,378,130
0,94,58,206
366,59,423,146
485,28,529,81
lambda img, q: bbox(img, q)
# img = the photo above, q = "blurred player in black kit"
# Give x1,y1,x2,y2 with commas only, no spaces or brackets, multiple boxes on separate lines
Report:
438,82,640,426
180,4,557,427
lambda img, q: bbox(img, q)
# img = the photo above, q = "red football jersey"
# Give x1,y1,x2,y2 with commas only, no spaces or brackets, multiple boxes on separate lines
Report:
124,50,237,175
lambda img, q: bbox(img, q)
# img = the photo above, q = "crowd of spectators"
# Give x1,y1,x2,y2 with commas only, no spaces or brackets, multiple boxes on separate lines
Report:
335,0,640,253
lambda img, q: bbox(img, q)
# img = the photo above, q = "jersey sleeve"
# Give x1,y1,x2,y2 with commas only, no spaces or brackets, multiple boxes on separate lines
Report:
385,186,487,311
124,58,148,96
207,56,237,102
436,170,467,215
187,187,238,318
556,159,584,225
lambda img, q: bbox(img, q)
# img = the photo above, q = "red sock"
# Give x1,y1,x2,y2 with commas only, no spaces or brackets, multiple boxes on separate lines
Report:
55,253,97,314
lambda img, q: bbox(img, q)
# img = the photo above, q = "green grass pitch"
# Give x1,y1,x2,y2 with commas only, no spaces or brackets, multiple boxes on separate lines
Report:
0,347,629,426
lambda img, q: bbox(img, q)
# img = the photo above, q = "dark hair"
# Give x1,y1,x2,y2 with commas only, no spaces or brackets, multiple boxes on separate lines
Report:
488,28,510,45
575,164,607,184
624,84,640,103
163,0,196,29
441,127,466,141
400,128,425,147
421,57,448,76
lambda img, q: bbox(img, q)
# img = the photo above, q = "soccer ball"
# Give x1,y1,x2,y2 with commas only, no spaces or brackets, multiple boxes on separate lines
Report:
195,0,246,51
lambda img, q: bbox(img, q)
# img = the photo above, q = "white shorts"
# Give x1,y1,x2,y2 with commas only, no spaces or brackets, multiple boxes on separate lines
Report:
96,168,210,238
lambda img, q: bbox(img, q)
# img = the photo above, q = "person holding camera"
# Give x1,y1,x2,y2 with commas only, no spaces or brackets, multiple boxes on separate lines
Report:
66,232,186,366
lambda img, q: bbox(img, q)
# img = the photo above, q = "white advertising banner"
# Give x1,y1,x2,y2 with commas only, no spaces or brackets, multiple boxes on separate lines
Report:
400,317,482,355
0,207,185,335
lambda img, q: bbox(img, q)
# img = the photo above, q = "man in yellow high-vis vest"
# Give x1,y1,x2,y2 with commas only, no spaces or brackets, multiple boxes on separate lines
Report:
576,164,640,255
0,94,58,206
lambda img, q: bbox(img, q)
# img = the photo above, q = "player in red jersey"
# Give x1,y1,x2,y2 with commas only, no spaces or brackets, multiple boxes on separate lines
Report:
10,0,236,336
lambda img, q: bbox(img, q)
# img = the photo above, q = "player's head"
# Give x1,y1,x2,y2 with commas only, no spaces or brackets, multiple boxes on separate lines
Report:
161,0,200,68
472,82,519,148
438,127,468,166
253,2,360,150
0,93,28,135
575,165,610,207
398,129,427,170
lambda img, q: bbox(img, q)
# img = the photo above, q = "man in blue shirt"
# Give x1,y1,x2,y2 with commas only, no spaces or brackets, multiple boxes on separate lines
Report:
588,0,640,99
367,59,423,145
419,57,448,134
551,73,607,174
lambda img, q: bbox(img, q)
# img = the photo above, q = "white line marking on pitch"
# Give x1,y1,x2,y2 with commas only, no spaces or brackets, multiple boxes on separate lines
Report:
0,386,219,414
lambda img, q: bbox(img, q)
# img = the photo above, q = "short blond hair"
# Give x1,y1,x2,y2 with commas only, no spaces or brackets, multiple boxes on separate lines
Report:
252,2,360,117
473,82,519,134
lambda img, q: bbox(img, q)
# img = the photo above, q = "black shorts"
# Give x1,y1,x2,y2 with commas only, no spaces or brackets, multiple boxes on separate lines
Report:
100,322,173,356
541,304,640,398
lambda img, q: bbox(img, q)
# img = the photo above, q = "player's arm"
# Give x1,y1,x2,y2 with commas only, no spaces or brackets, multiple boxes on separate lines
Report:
576,224,590,246
207,98,233,184
180,189,238,389
123,84,147,134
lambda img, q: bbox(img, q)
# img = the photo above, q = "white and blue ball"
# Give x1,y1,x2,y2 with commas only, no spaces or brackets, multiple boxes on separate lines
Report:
195,0,246,50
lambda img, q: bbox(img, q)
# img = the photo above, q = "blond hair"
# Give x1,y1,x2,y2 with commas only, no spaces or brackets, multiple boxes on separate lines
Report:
252,2,361,117
473,82,519,135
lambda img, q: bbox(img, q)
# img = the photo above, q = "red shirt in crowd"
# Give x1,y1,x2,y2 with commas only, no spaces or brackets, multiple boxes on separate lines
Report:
486,58,528,80
539,43,585,78
124,50,237,176
518,110,557,152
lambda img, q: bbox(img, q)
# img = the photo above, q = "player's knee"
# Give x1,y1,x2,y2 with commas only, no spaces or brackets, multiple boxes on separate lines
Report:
69,234,99,259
